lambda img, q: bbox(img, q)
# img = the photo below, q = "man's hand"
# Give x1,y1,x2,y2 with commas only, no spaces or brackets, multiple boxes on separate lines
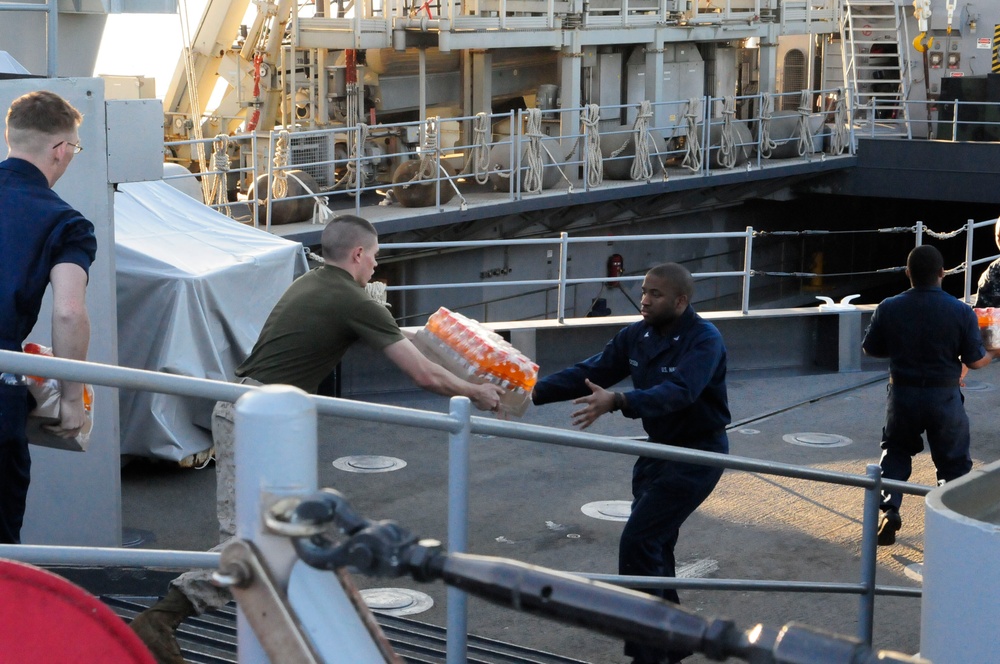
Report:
46,392,88,439
469,382,505,413
570,378,615,430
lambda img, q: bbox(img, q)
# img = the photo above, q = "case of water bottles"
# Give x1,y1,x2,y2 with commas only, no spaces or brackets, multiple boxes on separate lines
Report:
413,307,538,417
974,308,1000,350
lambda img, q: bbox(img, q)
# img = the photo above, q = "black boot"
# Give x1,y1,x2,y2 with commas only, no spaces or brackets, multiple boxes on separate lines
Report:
129,587,196,664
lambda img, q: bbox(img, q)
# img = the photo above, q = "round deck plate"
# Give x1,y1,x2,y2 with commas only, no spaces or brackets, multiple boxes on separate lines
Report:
333,455,407,473
782,432,853,448
581,500,632,521
361,588,434,615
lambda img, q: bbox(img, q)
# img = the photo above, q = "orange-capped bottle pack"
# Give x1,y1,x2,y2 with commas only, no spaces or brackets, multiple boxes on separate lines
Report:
416,307,538,416
974,307,1000,350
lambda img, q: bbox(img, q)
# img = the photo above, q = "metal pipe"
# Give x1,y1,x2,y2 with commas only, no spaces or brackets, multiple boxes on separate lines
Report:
0,544,219,569
234,386,318,660
965,218,975,303
557,232,569,323
857,464,882,645
446,397,472,664
742,226,753,315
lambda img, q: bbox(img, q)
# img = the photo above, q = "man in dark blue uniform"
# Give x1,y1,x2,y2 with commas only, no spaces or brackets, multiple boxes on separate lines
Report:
863,245,993,546
532,262,729,664
1,90,96,543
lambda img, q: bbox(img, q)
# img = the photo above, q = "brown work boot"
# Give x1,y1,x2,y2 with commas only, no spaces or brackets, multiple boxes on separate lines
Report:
129,587,196,664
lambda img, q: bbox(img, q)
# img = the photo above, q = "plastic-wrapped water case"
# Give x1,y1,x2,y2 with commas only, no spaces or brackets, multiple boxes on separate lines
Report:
413,307,539,417
974,308,1000,350
22,343,94,452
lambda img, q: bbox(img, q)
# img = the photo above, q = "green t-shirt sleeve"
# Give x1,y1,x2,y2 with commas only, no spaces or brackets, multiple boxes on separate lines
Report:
351,298,405,350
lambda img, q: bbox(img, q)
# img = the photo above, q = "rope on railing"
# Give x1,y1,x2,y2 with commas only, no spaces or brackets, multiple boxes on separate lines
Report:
523,108,548,194
680,98,702,173
829,89,850,155
207,134,232,216
581,104,604,188
468,112,492,185
629,100,668,181
718,96,738,169
796,90,816,157
759,92,778,159
270,129,290,199
755,226,917,237
332,122,369,191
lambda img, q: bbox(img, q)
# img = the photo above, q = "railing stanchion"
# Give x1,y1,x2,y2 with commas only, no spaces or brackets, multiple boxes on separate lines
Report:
234,386,318,661
858,463,882,645
446,396,473,664
965,218,975,303
742,226,753,315
557,232,569,323
915,220,923,247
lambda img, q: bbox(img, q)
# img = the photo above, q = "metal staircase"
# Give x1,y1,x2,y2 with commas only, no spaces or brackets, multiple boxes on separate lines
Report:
840,0,912,138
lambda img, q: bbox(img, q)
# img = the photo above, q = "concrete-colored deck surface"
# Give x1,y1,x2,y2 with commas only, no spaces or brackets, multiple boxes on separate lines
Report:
119,360,1000,662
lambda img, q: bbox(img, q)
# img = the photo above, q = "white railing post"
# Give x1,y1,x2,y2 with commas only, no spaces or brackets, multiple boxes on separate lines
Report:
915,220,923,247
557,232,570,323
446,396,473,664
965,218,975,303
234,385,318,662
742,226,754,314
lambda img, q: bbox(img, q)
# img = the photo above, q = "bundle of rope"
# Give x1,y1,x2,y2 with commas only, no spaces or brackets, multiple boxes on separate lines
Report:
207,134,232,215
718,95,738,169
270,129,290,200
522,108,548,194
758,92,778,159
829,89,849,156
796,90,816,157
468,111,492,185
629,100,664,181
581,104,603,188
680,99,703,173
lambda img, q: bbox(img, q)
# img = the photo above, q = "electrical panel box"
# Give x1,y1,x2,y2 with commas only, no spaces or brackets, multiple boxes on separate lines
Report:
105,99,164,183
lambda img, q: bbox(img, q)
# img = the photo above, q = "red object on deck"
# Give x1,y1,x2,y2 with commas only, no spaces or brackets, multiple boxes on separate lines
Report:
0,558,155,663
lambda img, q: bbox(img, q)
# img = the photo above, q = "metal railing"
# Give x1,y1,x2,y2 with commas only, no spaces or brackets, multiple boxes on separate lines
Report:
0,349,932,662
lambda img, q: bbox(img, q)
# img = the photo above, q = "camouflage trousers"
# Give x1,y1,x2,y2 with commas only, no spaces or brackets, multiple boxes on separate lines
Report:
170,399,238,614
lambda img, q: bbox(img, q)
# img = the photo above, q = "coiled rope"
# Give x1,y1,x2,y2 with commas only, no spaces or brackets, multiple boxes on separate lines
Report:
522,108,548,194
629,100,657,181
270,129,290,199
681,99,703,173
468,112,492,185
332,122,369,191
581,104,604,188
796,90,816,157
829,89,850,156
207,134,232,215
718,96,737,169
759,92,778,159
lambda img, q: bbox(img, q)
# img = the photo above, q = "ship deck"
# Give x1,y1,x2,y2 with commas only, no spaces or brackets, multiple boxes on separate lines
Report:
56,354,1000,662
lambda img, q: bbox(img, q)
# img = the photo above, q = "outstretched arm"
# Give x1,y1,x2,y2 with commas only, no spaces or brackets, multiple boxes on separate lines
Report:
49,262,90,436
383,338,503,411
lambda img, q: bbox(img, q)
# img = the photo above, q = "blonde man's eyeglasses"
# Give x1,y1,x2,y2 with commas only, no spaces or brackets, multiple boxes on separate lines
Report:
53,140,83,154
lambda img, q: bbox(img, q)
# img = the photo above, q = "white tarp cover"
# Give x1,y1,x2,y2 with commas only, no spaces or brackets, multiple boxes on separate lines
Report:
115,181,307,460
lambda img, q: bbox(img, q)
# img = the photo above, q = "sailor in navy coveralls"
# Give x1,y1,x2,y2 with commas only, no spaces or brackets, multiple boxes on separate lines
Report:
532,263,729,664
862,245,993,546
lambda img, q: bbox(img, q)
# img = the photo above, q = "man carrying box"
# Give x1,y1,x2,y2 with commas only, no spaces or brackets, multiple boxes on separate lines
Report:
131,214,502,662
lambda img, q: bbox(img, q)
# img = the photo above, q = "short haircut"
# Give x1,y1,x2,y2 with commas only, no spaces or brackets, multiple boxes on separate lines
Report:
321,215,378,262
907,245,944,287
6,90,82,152
646,262,695,299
